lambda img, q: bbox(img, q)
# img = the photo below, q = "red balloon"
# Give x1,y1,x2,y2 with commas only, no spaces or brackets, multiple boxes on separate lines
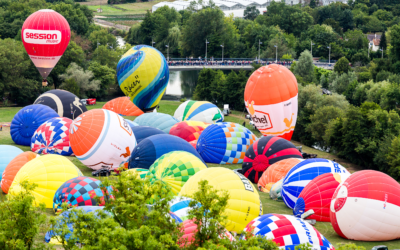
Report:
21,9,71,80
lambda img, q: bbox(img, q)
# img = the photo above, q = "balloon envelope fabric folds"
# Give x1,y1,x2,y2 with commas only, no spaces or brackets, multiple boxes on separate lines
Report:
117,45,169,111
128,134,204,170
11,104,59,146
31,117,73,156
174,100,224,123
0,145,24,182
102,96,144,116
281,158,350,209
134,113,179,133
34,90,87,119
242,136,302,183
131,126,166,144
196,122,256,164
69,109,137,170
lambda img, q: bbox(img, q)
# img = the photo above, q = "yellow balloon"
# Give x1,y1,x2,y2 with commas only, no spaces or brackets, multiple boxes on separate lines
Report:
9,154,83,208
179,167,262,232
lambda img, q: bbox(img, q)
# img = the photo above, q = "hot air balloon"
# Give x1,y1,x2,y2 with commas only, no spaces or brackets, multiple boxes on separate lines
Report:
128,134,204,170
134,113,178,133
244,64,298,140
131,126,166,144
169,121,209,144
125,119,139,129
147,151,207,196
0,146,24,182
11,104,59,146
1,152,38,194
174,100,224,123
22,9,71,86
69,109,137,170
169,197,199,222
294,173,349,222
196,122,256,164
178,219,235,247
244,214,334,250
31,117,73,156
125,168,149,179
258,158,303,193
242,136,302,183
179,167,262,232
330,170,400,241
9,155,83,208
281,158,350,209
270,179,283,201
117,45,169,111
45,206,107,244
34,90,87,119
102,96,144,116
53,176,114,212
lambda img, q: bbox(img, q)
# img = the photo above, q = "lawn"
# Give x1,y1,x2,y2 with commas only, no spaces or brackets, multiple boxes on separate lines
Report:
88,1,169,16
1,100,399,249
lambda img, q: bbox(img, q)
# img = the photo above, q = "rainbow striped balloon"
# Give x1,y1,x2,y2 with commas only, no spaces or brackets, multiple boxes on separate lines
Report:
174,100,224,124
117,45,169,111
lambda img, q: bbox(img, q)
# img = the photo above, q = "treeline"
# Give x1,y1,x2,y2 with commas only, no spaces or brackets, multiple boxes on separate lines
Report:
0,0,129,105
195,51,400,180
126,0,399,62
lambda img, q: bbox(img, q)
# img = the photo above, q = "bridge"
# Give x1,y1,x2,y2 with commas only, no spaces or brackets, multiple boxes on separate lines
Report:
168,62,335,71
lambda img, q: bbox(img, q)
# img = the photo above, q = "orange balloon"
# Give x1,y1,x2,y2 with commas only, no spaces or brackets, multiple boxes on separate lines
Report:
244,64,298,140
257,158,302,193
102,97,144,116
1,152,38,193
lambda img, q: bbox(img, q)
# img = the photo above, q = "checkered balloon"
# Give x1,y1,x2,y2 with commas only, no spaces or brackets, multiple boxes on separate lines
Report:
53,176,114,212
31,117,73,156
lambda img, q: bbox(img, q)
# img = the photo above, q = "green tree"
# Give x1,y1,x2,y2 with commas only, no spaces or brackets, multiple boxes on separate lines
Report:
0,181,48,250
310,0,316,8
221,70,248,110
386,136,400,180
244,6,260,21
262,33,295,59
51,2,90,35
60,78,80,97
91,45,122,69
380,30,387,51
59,63,100,98
295,50,315,83
334,57,351,74
88,29,118,51
87,61,116,100
330,72,358,95
193,68,226,103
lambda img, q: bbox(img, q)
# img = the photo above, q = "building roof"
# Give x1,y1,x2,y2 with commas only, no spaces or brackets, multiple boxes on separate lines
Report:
367,33,381,42
373,38,381,46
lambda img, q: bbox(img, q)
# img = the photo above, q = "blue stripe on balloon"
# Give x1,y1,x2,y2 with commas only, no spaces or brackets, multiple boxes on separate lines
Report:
134,49,169,109
77,111,110,161
186,103,215,120
170,200,190,212
117,51,145,84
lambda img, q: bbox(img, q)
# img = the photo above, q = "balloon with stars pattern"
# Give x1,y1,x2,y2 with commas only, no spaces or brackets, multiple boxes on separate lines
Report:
53,176,113,212
31,117,73,156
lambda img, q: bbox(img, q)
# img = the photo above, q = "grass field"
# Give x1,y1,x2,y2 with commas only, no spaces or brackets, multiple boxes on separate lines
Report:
88,1,168,16
1,100,399,249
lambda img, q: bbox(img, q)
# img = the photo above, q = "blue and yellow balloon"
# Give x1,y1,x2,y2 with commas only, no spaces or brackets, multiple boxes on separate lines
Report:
117,45,169,111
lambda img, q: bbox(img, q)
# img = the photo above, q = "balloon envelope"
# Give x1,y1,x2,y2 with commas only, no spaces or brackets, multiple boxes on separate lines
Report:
294,173,348,222
21,9,71,80
11,104,59,146
242,136,302,183
131,126,166,144
169,196,198,222
174,100,224,123
53,176,113,212
34,90,87,119
258,158,303,193
330,170,400,241
169,121,209,143
270,179,283,201
147,151,207,196
244,64,298,140
1,152,38,193
31,117,73,156
9,155,83,208
282,158,350,209
0,145,24,182
179,167,262,232
134,113,178,133
117,45,169,111
69,109,137,170
244,214,334,250
128,134,204,170
196,122,256,164
102,97,144,116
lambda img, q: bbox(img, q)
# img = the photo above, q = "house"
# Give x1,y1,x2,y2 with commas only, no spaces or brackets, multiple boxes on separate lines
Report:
367,34,382,52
